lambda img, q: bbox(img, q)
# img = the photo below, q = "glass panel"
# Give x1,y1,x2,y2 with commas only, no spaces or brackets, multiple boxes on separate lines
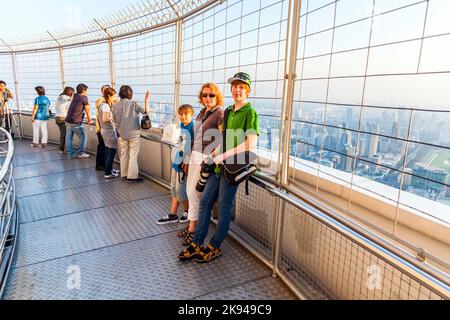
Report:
371,3,427,46
364,74,450,111
368,40,421,75
305,2,335,35
425,0,450,36
410,110,450,148
335,0,373,26
419,34,450,73
17,50,62,111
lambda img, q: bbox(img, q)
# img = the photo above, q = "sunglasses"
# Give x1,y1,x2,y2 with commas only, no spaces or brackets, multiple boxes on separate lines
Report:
202,93,216,98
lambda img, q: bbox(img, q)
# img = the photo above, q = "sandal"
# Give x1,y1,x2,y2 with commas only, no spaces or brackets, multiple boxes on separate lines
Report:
180,232,195,246
177,226,190,238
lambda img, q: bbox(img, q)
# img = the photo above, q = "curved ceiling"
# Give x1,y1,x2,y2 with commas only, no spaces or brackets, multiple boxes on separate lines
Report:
0,0,217,53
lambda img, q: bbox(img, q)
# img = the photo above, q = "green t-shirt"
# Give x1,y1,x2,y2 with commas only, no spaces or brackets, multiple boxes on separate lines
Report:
224,102,259,152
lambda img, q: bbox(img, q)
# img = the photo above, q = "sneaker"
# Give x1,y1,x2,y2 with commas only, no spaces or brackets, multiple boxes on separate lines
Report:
59,150,64,154
194,244,223,263
177,226,190,238
104,172,120,179
179,211,189,224
40,144,47,148
30,143,37,148
178,243,204,261
112,169,120,175
156,214,179,225
77,153,91,158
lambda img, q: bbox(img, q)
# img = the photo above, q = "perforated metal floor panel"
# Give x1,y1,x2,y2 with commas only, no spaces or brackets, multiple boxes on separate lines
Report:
5,141,297,300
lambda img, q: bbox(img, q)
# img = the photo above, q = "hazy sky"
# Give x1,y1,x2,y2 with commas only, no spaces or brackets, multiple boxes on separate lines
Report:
0,0,138,40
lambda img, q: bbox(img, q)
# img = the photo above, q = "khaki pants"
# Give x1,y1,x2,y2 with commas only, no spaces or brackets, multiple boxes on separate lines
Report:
119,135,141,179
33,120,48,145
186,151,210,222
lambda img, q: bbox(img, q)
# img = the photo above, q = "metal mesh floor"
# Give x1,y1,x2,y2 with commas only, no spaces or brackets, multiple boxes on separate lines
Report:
5,140,297,300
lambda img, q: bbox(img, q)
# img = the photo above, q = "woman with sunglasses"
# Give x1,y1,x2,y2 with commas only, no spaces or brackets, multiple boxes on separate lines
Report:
179,72,259,263
177,83,224,248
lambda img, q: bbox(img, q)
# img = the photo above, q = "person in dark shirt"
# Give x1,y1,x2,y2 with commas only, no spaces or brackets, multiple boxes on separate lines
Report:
0,80,14,136
65,83,93,159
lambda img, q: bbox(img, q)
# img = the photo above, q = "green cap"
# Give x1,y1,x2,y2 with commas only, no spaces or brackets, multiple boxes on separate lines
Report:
228,72,252,87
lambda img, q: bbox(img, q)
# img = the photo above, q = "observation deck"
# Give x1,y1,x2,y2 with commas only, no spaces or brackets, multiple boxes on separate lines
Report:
2,138,296,300
0,0,449,300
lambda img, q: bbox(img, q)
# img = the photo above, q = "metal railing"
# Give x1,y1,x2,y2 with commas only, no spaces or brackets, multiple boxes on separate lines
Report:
0,128,18,298
139,130,449,299
13,111,450,299
3,0,449,299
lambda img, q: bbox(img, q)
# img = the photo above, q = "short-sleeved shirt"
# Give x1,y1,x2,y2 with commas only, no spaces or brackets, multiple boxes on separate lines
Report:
66,93,89,124
34,96,51,121
98,103,115,131
193,106,224,155
95,97,106,133
0,92,6,115
224,102,259,152
172,121,195,169
112,99,145,140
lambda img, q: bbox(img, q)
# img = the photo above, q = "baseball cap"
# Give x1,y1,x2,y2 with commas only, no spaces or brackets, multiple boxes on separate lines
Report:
228,72,252,87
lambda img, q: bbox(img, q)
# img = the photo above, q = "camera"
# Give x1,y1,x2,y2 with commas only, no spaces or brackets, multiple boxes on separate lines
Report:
196,157,216,192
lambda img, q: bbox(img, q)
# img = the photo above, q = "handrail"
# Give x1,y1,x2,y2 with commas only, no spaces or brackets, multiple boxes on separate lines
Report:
16,112,449,299
0,129,14,183
141,131,449,298
0,128,17,298
250,174,450,299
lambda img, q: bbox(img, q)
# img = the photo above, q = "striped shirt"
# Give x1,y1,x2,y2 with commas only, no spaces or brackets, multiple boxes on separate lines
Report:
112,98,145,140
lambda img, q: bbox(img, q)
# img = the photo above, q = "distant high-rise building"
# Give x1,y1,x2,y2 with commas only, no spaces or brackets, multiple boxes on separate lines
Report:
369,154,382,173
403,168,413,186
343,144,354,172
359,137,367,158
412,164,448,192
340,130,350,153
346,108,353,126
267,127,272,150
379,136,390,153
367,123,380,158
389,112,400,153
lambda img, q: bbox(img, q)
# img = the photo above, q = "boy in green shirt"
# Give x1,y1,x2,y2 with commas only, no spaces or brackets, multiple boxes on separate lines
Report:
178,72,259,263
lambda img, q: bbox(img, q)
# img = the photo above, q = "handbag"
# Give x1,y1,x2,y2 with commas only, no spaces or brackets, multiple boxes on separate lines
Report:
141,114,152,130
221,107,258,194
161,123,181,144
222,151,257,186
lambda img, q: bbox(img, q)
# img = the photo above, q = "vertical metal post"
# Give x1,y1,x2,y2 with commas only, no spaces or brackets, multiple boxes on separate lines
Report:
173,19,183,118
59,47,66,91
108,38,116,89
273,0,302,277
11,52,23,138
280,0,302,187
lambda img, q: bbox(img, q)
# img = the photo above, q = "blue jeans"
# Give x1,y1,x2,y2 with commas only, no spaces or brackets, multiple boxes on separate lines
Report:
193,173,239,249
66,123,87,158
105,147,117,176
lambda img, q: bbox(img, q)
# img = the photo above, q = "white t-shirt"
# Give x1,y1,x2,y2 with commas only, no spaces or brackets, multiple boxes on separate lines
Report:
101,104,111,113
54,95,71,118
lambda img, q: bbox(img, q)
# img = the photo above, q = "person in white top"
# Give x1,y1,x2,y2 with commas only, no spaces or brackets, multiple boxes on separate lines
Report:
98,87,120,179
54,87,75,154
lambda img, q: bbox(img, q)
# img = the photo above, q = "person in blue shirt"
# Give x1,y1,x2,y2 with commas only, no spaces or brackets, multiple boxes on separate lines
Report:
157,104,195,225
31,86,51,148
